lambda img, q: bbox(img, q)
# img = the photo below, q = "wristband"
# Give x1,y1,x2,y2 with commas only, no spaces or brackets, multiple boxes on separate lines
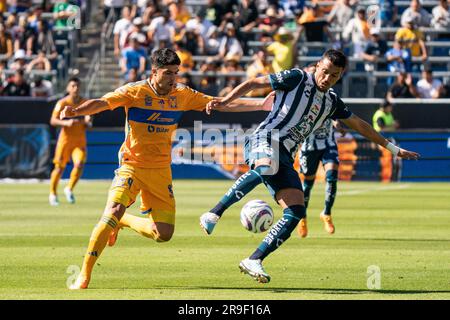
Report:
386,142,400,156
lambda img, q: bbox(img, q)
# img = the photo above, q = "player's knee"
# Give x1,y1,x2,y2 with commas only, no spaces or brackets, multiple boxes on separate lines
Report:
105,203,126,221
53,164,65,174
288,205,306,220
326,170,338,182
73,162,84,170
153,223,174,242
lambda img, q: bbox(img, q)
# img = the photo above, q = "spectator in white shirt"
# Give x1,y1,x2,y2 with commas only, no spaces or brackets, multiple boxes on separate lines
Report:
431,0,450,29
218,23,243,60
401,0,432,28
342,6,371,57
148,9,176,50
31,76,53,97
416,69,443,99
113,6,133,58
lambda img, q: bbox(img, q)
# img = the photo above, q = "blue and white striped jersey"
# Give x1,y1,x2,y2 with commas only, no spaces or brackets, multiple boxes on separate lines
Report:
254,68,351,158
301,118,337,152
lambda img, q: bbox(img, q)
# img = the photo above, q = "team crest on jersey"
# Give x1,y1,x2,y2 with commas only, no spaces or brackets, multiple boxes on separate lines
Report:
145,95,152,106
169,96,177,108
159,99,165,107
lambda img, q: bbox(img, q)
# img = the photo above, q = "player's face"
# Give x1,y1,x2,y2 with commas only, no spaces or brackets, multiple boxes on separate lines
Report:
314,58,344,92
67,81,80,96
152,65,179,94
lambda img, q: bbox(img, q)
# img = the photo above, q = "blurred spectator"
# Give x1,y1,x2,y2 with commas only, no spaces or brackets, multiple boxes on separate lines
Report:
183,26,204,55
267,27,300,72
124,17,149,48
219,55,243,97
431,0,450,29
362,28,388,71
327,0,354,31
416,69,443,99
0,59,6,84
5,13,17,30
26,50,51,72
280,0,304,18
233,0,259,54
124,67,138,84
8,0,31,13
0,69,30,96
31,20,57,59
218,23,243,60
400,0,431,28
299,3,333,42
245,49,273,97
0,23,13,59
104,0,126,21
28,5,44,31
258,5,284,34
169,0,191,28
148,9,176,50
9,49,28,70
198,57,220,96
385,39,412,74
204,25,220,55
378,0,398,27
372,100,399,132
386,72,420,99
120,36,146,81
173,40,194,73
12,15,33,55
185,9,214,46
395,16,427,62
202,0,225,26
30,75,53,97
343,6,371,57
53,0,79,28
142,0,163,24
113,5,133,58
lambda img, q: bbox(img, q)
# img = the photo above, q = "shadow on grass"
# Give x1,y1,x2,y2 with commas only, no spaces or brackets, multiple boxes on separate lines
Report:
140,286,450,295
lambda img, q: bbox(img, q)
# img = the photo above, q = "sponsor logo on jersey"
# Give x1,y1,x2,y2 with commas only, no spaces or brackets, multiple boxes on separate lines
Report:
145,95,152,106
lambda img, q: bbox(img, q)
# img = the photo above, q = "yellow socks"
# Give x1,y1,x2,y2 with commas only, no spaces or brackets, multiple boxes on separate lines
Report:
67,166,83,191
119,213,160,240
49,167,63,195
79,215,119,280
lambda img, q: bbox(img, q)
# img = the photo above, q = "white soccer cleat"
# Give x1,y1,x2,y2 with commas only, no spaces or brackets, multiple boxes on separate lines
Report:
69,275,89,290
239,258,271,283
199,212,220,235
64,187,75,204
49,194,59,206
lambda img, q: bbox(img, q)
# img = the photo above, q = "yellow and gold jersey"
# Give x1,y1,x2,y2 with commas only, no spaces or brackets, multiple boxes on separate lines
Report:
101,79,213,168
52,96,88,145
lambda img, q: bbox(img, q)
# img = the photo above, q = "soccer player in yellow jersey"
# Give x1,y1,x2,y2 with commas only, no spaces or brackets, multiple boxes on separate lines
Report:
49,77,91,206
60,48,271,289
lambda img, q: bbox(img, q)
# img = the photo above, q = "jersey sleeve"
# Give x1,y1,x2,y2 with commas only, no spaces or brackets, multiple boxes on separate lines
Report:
268,69,305,91
183,86,214,111
51,101,62,119
330,97,352,120
100,84,135,110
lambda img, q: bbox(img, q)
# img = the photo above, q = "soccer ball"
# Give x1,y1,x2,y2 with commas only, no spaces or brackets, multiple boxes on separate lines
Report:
240,200,274,233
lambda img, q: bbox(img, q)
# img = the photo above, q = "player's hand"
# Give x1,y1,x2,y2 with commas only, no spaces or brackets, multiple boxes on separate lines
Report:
261,91,275,111
60,105,77,119
206,98,224,115
397,148,420,160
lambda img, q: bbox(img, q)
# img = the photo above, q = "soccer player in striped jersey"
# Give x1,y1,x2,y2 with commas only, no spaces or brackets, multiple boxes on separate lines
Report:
297,118,343,238
200,49,419,283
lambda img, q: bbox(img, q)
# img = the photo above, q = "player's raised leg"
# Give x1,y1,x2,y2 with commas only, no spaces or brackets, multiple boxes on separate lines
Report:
70,201,124,289
240,187,306,283
200,159,273,235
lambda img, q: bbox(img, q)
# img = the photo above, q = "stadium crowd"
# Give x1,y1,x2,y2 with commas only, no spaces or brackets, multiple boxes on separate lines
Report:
1,0,450,98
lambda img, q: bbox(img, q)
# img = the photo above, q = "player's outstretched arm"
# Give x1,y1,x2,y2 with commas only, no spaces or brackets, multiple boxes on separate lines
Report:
206,76,272,113
340,114,420,160
214,92,275,113
59,99,110,120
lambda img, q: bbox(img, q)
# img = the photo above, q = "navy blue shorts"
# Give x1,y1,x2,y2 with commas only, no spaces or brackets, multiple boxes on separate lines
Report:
244,134,303,199
300,146,339,176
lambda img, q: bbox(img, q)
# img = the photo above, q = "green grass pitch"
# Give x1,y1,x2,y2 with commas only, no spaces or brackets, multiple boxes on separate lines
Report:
0,180,449,300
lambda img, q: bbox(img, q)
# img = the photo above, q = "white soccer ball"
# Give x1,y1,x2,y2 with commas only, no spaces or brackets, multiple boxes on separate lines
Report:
240,200,274,233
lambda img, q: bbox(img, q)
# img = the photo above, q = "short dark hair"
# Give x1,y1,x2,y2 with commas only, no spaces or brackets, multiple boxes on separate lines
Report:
381,100,392,109
321,49,348,70
68,77,80,84
151,48,181,68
